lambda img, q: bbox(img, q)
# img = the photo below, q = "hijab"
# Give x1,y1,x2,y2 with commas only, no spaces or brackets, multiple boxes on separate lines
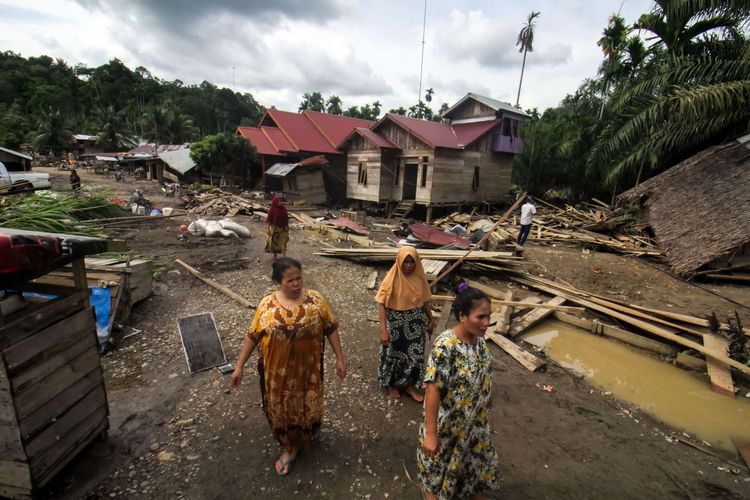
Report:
375,246,432,311
266,194,288,227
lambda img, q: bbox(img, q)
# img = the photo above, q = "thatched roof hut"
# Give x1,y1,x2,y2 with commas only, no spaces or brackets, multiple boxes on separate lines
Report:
617,134,750,276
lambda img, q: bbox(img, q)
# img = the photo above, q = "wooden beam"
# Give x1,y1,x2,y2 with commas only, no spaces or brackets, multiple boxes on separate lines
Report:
429,192,527,287
366,271,378,290
495,291,514,335
435,301,452,334
553,312,679,357
430,295,581,313
508,296,567,338
71,258,87,291
175,259,255,309
486,313,545,372
734,440,750,470
702,334,735,397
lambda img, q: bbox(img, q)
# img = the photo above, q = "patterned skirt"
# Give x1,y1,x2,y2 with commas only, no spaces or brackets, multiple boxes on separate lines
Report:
378,307,428,389
265,225,289,254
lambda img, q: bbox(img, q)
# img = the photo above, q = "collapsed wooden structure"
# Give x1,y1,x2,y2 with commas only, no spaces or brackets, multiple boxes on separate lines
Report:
0,230,110,498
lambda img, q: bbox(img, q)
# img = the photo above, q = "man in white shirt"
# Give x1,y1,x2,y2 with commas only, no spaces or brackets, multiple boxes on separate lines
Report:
517,197,537,246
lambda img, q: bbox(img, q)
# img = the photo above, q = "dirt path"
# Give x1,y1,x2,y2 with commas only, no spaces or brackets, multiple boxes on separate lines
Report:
34,171,750,498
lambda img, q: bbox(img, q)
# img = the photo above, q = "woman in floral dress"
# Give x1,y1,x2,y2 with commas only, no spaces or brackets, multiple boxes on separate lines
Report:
231,257,346,475
417,284,499,499
375,246,436,402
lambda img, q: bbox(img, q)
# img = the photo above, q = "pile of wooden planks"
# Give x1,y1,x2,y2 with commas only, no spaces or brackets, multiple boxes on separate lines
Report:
316,247,524,265
494,271,750,397
186,190,267,217
432,199,662,257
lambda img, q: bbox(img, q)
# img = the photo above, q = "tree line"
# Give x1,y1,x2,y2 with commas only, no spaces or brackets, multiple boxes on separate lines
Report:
513,0,750,201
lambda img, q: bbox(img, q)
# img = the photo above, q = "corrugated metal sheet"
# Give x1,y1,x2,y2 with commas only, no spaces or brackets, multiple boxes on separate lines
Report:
0,146,33,161
158,148,196,175
237,126,280,155
265,109,338,154
441,92,530,119
266,163,299,177
304,110,374,149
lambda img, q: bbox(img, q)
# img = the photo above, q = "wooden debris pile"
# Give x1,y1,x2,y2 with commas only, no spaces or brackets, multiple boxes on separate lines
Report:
464,271,750,399
185,190,268,218
433,199,662,257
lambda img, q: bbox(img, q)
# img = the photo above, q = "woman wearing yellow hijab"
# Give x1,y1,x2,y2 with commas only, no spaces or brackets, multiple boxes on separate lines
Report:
375,246,436,402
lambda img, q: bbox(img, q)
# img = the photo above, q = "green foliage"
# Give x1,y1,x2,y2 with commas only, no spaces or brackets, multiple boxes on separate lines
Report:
0,52,265,148
33,107,73,154
190,133,260,185
0,190,124,236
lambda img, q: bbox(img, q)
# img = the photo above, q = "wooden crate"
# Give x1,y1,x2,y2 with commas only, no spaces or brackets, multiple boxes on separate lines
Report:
0,289,109,498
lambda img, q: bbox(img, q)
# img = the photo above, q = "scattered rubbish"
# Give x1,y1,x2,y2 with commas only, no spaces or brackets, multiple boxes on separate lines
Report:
187,218,251,238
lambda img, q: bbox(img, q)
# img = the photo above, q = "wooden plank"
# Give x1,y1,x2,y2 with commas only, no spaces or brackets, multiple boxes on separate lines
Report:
366,271,378,290
4,308,94,373
19,369,104,441
24,386,106,459
486,313,545,372
0,482,32,499
0,292,88,349
11,328,96,394
71,258,87,291
553,312,680,357
14,348,101,419
735,440,750,470
435,301,452,334
495,291,514,335
31,407,107,485
175,259,255,309
509,296,567,338
0,365,26,462
702,334,734,398
0,460,32,490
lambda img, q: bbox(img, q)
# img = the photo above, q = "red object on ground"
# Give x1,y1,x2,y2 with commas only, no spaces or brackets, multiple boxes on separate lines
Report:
325,216,369,236
409,223,471,249
180,224,189,232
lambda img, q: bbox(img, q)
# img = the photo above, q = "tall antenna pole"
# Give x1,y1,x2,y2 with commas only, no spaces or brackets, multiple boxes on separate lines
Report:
417,0,427,118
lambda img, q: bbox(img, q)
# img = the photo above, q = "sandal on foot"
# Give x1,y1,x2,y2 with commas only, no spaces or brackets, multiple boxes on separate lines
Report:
274,456,295,476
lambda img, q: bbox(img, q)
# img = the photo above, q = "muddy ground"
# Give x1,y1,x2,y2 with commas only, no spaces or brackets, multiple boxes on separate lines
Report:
36,167,750,499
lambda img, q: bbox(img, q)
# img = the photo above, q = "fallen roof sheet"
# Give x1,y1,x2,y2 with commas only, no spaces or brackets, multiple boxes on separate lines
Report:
0,146,33,161
409,222,471,249
158,148,196,174
266,163,299,177
325,216,369,235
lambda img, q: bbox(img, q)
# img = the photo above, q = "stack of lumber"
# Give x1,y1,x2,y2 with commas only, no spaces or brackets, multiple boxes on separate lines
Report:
292,212,388,248
316,247,524,266
186,190,267,217
433,199,662,257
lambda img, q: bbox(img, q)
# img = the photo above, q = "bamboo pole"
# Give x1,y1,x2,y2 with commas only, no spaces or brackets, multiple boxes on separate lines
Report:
429,193,527,287
175,259,255,309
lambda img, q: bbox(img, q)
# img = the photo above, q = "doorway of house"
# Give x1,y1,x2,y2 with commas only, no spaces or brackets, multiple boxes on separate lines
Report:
403,163,418,200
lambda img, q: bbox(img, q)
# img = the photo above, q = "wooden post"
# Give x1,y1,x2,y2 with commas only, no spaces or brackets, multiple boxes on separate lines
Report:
426,205,433,223
496,291,514,335
71,258,87,291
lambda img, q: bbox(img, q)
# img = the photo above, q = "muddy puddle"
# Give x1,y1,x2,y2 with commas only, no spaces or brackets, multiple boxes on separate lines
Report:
521,320,750,450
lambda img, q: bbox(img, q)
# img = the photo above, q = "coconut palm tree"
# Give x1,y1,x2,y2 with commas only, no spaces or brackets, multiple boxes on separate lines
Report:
326,95,343,115
515,11,541,108
95,106,135,151
34,107,73,157
635,0,750,58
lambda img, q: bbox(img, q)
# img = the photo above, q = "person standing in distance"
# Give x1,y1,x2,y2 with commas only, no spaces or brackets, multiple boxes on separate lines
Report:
517,196,537,246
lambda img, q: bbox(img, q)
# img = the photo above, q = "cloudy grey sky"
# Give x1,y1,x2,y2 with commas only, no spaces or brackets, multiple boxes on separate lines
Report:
1,0,654,113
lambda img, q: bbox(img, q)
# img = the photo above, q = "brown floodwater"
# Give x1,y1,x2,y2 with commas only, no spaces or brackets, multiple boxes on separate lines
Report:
521,320,750,450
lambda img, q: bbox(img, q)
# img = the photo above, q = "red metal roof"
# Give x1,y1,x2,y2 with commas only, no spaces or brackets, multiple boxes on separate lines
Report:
264,109,338,154
409,223,471,249
237,126,279,155
303,110,374,149
340,127,401,149
380,114,459,149
452,119,501,147
261,126,297,153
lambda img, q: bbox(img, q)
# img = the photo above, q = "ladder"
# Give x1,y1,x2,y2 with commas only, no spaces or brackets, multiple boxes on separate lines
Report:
389,199,416,220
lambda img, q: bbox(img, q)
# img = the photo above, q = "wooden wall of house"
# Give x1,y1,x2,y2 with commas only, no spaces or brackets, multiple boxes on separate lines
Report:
288,169,327,205
449,100,496,120
429,146,513,204
345,134,387,202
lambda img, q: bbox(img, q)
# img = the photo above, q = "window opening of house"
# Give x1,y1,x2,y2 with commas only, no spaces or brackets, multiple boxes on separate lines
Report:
394,162,400,186
472,166,480,190
358,162,367,185
287,176,298,192
420,157,428,187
